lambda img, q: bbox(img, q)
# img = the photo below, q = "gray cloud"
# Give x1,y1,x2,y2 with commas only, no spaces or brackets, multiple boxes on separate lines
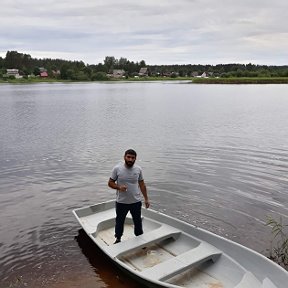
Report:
0,0,287,65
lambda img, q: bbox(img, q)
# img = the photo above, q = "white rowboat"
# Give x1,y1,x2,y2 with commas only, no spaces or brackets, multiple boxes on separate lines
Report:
73,200,288,288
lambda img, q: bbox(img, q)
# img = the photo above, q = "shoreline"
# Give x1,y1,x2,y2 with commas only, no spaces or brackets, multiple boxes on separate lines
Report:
1,77,288,85
192,77,288,84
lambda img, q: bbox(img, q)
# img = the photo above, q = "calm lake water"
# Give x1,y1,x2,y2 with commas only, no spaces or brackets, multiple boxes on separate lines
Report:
1,82,288,287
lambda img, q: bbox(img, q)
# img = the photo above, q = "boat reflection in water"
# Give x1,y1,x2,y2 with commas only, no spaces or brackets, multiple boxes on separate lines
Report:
75,228,140,288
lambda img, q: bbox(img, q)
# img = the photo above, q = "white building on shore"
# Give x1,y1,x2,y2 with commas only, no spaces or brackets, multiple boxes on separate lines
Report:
6,69,22,79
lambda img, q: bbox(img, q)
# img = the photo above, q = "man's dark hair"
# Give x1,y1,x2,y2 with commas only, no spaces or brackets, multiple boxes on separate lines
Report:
125,149,137,157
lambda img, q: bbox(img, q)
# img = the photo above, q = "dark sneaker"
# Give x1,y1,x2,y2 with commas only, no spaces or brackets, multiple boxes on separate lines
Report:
114,238,121,244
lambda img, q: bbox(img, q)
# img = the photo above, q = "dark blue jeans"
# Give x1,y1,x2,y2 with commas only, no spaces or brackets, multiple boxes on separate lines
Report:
115,201,143,240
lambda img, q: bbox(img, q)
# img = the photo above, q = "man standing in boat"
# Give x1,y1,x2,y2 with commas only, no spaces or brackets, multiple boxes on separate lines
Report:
108,149,150,244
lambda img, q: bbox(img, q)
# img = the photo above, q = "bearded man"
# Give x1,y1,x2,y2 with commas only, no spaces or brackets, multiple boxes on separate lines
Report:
108,149,150,244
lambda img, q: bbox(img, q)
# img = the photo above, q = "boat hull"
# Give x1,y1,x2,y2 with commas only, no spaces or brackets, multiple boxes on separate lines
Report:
73,200,288,288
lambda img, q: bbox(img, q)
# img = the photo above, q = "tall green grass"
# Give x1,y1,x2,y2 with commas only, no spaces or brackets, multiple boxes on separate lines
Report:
266,216,288,269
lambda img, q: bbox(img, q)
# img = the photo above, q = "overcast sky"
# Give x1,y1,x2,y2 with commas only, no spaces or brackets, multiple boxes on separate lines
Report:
1,0,287,66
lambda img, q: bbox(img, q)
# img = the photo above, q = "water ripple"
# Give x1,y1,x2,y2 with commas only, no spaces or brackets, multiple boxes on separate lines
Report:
1,83,288,287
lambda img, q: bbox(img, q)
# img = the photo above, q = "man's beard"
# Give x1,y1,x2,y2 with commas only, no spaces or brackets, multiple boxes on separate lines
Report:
125,160,135,167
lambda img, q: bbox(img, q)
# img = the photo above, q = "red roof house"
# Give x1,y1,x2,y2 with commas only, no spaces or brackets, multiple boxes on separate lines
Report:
40,71,48,77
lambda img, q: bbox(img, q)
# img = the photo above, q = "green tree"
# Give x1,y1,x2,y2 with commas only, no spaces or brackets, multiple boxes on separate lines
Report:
74,71,89,81
33,67,40,76
139,60,146,67
60,64,70,79
104,56,116,72
117,57,128,69
257,69,271,77
5,51,22,68
0,57,4,69
66,69,76,80
92,72,108,81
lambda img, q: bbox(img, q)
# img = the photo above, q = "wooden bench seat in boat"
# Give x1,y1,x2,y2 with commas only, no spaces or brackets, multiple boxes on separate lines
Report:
140,241,222,281
106,225,181,258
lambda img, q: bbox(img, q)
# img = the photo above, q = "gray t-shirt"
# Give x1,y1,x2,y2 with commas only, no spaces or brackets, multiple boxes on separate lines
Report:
110,162,144,204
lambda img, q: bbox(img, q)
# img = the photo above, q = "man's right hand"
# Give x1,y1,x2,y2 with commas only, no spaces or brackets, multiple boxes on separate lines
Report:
118,184,128,192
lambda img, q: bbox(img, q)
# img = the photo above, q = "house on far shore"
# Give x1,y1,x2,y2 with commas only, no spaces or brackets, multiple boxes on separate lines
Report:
108,69,126,78
139,67,149,77
40,71,48,77
6,69,22,79
192,71,213,78
38,67,48,77
194,72,209,78
52,70,61,76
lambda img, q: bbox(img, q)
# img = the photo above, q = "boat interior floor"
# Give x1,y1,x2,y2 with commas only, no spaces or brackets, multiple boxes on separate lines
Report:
79,209,277,288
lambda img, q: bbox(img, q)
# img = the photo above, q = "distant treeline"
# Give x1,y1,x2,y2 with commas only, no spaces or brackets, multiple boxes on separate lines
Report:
1,50,288,81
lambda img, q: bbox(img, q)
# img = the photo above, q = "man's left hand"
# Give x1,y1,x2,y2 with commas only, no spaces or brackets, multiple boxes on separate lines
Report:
144,201,150,209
